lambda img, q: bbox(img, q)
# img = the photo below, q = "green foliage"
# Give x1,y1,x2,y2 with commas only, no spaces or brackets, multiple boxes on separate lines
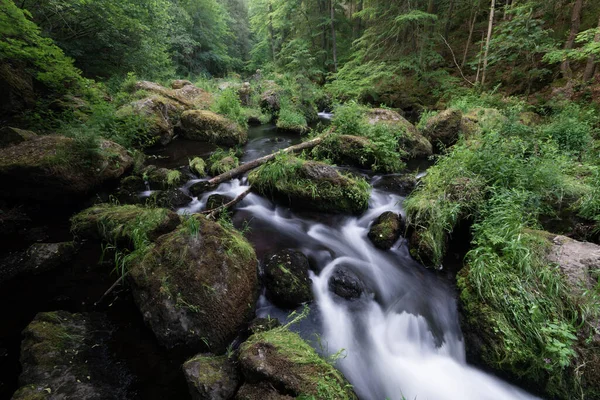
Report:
331,102,368,136
211,88,247,127
207,148,240,175
277,98,308,133
540,103,596,155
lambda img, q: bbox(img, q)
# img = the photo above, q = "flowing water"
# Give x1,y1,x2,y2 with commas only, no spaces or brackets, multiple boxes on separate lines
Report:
177,123,541,400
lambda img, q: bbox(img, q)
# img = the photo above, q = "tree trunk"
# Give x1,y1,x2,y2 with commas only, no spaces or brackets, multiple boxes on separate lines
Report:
444,0,456,39
481,0,496,87
475,31,485,84
331,0,338,72
190,136,325,194
462,2,479,68
561,0,584,79
353,0,363,40
503,0,512,20
268,1,276,62
583,14,600,82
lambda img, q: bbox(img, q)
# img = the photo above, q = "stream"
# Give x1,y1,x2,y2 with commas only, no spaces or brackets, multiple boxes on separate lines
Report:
168,122,541,400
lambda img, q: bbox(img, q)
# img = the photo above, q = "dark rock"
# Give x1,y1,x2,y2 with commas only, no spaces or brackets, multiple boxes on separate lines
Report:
328,267,366,300
0,242,75,284
263,250,313,309
189,181,212,198
141,165,182,190
0,136,133,205
368,212,404,250
149,189,192,209
12,311,132,400
0,62,35,120
235,383,293,400
206,194,234,211
129,215,258,353
421,109,463,151
374,174,417,196
260,90,280,114
248,317,281,334
183,354,240,400
0,127,37,148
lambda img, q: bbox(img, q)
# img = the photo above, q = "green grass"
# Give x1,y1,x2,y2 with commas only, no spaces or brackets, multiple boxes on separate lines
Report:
207,148,240,175
211,87,247,128
277,99,308,133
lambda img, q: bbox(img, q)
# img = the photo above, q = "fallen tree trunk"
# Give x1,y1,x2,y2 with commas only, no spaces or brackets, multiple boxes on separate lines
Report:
201,187,252,219
190,136,324,195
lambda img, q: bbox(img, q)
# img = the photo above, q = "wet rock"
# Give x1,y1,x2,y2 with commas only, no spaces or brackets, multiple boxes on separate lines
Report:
0,127,37,148
114,175,146,205
117,96,182,146
373,174,417,196
249,158,370,215
181,110,248,147
239,327,356,399
71,204,181,244
12,311,132,400
0,242,75,284
328,267,365,300
260,89,281,114
421,108,463,151
149,189,192,209
172,80,193,89
0,136,133,205
366,108,432,158
190,157,207,177
189,181,212,198
141,165,182,190
206,194,234,211
368,212,404,250
183,354,240,400
235,383,293,400
263,250,312,308
129,215,258,353
248,317,281,334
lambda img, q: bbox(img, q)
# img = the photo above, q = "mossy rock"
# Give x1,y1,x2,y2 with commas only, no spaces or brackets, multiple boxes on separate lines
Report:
373,174,417,196
171,80,193,89
263,249,313,309
0,136,133,204
134,81,211,110
461,108,507,137
70,204,180,244
260,88,282,114
0,241,75,285
0,126,37,148
128,215,258,353
519,111,543,127
235,382,293,400
0,61,35,119
180,110,248,147
13,311,131,400
208,155,239,176
189,157,207,177
368,211,403,250
249,157,370,215
205,194,234,213
365,108,432,158
148,189,192,210
183,354,240,400
421,108,463,152
141,165,182,190
315,135,377,170
239,327,356,399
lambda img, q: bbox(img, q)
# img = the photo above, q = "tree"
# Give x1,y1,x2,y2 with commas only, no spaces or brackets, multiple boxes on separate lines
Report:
481,0,496,87
560,0,584,79
583,14,600,82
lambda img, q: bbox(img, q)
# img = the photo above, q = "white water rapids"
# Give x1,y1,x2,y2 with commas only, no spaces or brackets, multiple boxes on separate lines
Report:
179,175,540,400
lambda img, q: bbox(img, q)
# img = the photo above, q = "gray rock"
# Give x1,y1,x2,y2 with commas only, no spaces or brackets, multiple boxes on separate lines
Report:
183,354,240,400
263,250,312,308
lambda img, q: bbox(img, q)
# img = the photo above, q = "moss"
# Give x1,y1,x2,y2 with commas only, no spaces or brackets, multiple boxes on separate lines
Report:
208,148,240,175
142,165,182,190
11,385,49,400
189,157,206,177
180,110,248,147
367,212,403,250
249,155,370,215
239,327,356,399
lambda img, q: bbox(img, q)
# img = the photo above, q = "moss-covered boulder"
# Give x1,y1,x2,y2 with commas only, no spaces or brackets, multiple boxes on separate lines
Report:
0,242,75,284
260,88,281,114
148,189,192,209
206,194,234,212
129,215,258,353
181,110,248,147
0,61,35,120
460,107,507,137
0,127,37,148
117,96,183,146
366,108,432,158
263,250,313,309
238,327,356,399
71,204,180,244
239,82,252,106
183,354,240,400
421,108,463,151
141,165,182,190
314,135,377,170
189,157,207,177
368,212,403,250
172,80,193,90
0,136,133,204
13,311,131,400
249,157,371,215
208,154,239,176
373,174,417,196
134,81,211,109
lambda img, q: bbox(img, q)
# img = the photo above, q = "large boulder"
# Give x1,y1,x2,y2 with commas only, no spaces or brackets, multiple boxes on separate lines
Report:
183,354,240,400
171,80,193,90
260,89,281,114
366,108,432,158
12,311,131,400
71,204,181,244
315,135,377,170
117,96,183,146
0,242,75,285
0,127,37,148
148,189,192,210
421,108,463,151
249,158,371,215
129,215,258,353
238,327,357,399
180,110,248,147
134,81,211,109
0,136,133,205
368,211,404,250
263,250,313,308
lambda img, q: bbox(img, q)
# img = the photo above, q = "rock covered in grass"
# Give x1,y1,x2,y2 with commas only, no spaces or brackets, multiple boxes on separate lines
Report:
128,215,258,353
249,157,370,215
238,327,356,399
208,151,239,176
189,157,207,177
71,204,180,244
12,311,131,400
368,211,404,250
0,126,37,148
0,136,133,205
421,108,463,151
117,96,183,146
0,242,75,284
460,107,507,136
183,354,240,400
263,250,313,308
141,165,182,190
366,108,432,158
180,110,247,147
315,135,377,170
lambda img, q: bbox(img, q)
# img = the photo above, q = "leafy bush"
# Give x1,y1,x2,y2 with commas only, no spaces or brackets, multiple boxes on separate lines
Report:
211,88,247,128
